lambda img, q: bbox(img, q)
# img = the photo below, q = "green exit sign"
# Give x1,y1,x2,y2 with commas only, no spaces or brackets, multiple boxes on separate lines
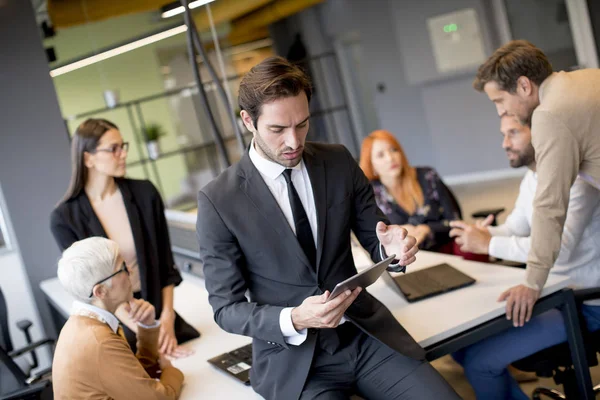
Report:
443,23,458,33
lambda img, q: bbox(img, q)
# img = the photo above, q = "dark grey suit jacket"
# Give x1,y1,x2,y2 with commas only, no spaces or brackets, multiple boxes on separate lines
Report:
197,143,424,400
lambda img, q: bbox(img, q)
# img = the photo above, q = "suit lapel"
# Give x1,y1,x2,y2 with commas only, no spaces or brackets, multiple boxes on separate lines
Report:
79,194,107,237
237,152,314,272
303,147,327,273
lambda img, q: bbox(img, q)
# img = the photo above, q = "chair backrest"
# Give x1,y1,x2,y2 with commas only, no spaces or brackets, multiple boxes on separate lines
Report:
445,186,463,220
0,344,28,395
0,286,12,353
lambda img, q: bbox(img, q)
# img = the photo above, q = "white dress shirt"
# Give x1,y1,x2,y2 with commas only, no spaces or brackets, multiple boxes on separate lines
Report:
488,170,600,305
249,142,397,344
71,301,160,331
249,142,321,345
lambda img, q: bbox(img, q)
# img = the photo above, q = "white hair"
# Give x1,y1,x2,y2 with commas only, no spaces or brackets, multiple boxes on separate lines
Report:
57,237,120,303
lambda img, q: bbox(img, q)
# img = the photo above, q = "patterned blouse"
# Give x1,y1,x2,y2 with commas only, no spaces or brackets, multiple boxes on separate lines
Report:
372,167,460,251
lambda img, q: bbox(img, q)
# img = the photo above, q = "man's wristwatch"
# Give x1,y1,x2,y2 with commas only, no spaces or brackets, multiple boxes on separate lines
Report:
380,245,406,273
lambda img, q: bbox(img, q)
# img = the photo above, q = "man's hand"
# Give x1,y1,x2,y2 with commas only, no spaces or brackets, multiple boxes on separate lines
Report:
449,220,492,254
475,214,494,229
125,299,156,326
291,288,362,331
498,284,541,327
400,224,431,246
377,222,418,266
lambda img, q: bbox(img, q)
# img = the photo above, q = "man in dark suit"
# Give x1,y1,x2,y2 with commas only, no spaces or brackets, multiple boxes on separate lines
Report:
196,57,459,400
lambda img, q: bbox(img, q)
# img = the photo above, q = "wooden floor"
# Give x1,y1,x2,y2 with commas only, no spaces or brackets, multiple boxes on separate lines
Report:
433,355,600,399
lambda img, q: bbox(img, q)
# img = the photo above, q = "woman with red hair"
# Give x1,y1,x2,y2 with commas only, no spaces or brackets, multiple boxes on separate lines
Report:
360,130,459,251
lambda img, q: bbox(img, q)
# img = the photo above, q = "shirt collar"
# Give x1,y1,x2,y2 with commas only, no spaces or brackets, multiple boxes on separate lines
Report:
248,139,303,180
72,301,120,333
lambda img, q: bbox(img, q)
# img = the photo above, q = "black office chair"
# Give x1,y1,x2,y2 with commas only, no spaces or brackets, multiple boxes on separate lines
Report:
512,287,600,399
0,286,53,399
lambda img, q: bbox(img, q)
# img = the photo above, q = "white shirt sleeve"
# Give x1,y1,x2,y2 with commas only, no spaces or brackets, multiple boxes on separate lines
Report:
488,176,598,267
489,236,530,263
279,307,307,345
488,173,532,238
487,174,533,262
554,179,600,265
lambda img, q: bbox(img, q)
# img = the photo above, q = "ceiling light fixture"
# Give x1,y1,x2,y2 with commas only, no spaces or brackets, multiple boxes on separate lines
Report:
49,25,188,77
161,0,216,19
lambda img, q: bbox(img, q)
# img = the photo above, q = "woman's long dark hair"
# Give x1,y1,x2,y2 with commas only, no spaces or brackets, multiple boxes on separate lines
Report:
59,118,119,204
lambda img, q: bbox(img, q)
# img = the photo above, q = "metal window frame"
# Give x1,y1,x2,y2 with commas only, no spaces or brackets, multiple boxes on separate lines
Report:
492,0,599,68
0,183,13,254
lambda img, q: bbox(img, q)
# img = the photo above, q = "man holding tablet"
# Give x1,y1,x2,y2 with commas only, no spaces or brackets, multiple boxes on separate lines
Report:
197,56,459,400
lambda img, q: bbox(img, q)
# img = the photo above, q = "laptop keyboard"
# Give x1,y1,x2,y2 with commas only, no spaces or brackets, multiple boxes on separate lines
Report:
208,344,253,385
228,344,253,366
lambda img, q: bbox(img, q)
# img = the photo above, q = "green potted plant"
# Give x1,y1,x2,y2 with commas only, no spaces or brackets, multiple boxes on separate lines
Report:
143,123,166,160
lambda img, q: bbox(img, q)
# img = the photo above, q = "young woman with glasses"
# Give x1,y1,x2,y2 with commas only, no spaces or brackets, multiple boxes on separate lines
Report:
50,118,198,357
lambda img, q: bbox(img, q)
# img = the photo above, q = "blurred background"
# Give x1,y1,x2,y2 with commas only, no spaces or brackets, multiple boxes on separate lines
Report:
1,3,599,397
37,0,600,211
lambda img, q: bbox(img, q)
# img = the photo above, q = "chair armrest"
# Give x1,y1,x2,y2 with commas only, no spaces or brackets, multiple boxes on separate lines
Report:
0,379,51,400
471,208,505,219
26,366,52,385
16,319,32,333
573,287,600,303
8,338,53,358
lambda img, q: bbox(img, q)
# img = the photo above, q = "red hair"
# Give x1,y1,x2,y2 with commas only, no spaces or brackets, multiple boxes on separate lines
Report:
360,130,424,214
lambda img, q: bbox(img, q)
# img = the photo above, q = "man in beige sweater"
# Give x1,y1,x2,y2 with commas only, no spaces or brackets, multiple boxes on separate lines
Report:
52,237,184,399
473,40,600,327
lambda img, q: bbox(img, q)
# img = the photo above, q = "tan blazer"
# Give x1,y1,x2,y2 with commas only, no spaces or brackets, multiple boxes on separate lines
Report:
53,315,184,400
527,69,600,290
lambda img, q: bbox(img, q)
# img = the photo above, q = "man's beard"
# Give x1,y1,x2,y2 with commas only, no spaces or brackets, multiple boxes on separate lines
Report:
507,145,535,168
254,130,303,167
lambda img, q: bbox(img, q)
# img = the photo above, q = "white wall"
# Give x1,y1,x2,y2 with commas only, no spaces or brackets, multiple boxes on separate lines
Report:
0,184,51,370
449,175,523,224
273,0,511,176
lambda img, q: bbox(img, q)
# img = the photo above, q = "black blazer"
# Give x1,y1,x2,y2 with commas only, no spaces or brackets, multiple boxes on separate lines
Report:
50,178,182,316
197,143,424,400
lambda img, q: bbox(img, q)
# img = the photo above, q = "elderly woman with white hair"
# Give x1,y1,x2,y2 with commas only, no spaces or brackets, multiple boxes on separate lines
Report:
52,237,184,400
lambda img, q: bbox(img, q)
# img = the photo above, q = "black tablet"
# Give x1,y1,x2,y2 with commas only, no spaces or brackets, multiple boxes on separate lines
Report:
327,254,396,301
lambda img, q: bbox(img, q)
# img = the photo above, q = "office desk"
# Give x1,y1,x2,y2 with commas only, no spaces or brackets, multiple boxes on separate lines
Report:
355,248,593,399
41,250,594,399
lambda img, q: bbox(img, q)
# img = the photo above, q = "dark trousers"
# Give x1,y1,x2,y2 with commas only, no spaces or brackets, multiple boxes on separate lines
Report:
300,326,460,400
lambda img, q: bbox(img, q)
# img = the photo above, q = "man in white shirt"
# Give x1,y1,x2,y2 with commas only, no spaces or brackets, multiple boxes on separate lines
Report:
450,115,600,292
448,115,600,399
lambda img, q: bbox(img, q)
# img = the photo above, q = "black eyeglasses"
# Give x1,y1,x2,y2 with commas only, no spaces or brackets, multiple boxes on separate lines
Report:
91,142,129,157
89,262,129,298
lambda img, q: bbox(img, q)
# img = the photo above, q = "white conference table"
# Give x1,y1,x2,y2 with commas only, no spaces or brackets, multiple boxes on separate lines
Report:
42,249,593,399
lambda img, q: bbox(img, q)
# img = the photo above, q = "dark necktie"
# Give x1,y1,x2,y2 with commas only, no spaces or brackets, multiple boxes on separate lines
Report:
283,169,341,354
282,169,316,269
